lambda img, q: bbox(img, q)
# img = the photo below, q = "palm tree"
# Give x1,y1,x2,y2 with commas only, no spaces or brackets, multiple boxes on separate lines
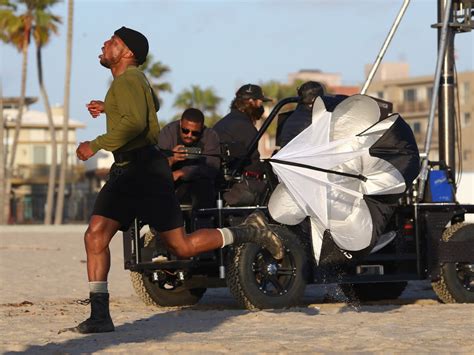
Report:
259,80,302,136
0,0,32,224
0,83,5,225
141,55,172,107
54,0,72,225
0,2,13,224
173,85,222,126
260,80,302,103
27,0,62,224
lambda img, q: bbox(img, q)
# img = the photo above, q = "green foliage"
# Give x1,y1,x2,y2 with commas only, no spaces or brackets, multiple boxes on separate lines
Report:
173,85,222,127
30,1,62,47
140,54,172,106
258,79,305,137
0,0,61,49
0,1,25,48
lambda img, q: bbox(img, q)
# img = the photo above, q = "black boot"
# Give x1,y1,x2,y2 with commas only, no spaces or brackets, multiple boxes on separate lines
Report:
227,224,284,260
74,292,115,334
243,210,270,230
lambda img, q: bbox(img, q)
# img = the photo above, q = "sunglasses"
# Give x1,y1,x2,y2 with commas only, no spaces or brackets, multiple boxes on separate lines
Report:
181,127,202,137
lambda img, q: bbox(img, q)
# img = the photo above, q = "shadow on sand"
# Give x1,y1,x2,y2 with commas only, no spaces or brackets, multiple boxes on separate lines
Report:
4,282,438,354
4,305,320,354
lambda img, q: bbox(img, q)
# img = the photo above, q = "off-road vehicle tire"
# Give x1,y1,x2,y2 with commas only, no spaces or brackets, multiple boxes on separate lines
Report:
130,272,206,307
227,225,310,310
130,230,206,307
432,223,474,303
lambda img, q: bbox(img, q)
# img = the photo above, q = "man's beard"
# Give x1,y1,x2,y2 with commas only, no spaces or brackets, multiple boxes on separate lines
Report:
100,57,111,68
182,139,195,146
244,105,265,122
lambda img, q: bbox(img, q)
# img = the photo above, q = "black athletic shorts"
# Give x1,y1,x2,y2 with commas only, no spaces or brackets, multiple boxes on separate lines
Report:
92,147,184,232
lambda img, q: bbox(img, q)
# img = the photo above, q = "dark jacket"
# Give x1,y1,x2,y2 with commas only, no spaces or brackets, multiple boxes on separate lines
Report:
213,109,262,173
158,120,220,181
278,104,312,148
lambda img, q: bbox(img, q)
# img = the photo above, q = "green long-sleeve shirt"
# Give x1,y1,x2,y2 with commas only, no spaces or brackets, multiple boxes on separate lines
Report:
90,66,160,153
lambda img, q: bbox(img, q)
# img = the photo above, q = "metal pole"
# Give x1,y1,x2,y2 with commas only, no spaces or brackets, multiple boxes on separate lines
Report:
217,192,225,279
232,96,299,176
437,0,457,178
360,0,411,95
417,0,453,201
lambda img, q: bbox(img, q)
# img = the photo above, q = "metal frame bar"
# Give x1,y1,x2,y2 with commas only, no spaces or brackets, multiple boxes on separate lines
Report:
361,0,411,94
232,97,299,176
417,0,453,200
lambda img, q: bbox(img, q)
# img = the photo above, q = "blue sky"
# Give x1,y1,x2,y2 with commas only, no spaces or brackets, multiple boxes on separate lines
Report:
2,0,473,142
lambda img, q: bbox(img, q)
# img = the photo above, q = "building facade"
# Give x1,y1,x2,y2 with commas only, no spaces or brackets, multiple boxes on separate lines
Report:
2,97,86,223
366,71,474,172
288,69,342,88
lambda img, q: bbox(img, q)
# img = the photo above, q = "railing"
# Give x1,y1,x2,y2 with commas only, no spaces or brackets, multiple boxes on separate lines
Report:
11,164,85,184
396,100,431,113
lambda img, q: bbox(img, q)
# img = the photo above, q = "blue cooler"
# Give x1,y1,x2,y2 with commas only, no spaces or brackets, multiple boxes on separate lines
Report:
427,170,455,202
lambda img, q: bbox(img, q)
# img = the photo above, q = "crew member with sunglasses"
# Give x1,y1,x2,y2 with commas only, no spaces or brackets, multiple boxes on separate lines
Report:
158,108,220,209
74,27,283,334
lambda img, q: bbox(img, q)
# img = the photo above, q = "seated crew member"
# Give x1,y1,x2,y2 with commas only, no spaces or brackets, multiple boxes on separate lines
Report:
158,108,220,209
278,81,326,148
213,83,271,175
213,84,272,205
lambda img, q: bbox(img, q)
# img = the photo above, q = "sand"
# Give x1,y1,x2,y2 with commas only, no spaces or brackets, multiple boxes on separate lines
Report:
1,225,473,354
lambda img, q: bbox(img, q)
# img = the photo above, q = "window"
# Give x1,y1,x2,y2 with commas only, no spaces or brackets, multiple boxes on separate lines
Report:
413,122,421,134
464,112,471,127
426,86,434,102
403,88,417,102
462,82,470,104
33,146,47,164
463,149,472,162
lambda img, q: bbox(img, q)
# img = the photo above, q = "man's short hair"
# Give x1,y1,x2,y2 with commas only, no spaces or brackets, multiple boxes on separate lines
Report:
297,81,325,105
181,108,205,124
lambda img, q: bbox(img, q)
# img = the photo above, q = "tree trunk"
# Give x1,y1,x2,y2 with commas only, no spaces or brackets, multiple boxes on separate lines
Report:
36,44,57,225
4,29,29,224
0,84,5,225
55,0,74,225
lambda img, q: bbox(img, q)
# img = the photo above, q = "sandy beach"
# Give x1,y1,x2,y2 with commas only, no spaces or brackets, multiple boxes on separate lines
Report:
1,225,473,354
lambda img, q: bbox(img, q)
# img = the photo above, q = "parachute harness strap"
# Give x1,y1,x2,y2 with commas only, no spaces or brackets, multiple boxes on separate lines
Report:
267,159,367,182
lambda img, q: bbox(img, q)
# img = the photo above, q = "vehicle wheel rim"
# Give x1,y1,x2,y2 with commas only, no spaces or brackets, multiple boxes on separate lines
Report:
456,263,474,292
146,271,183,292
251,248,296,296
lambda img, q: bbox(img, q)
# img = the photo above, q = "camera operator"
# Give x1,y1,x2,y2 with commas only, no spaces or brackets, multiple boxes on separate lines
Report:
277,81,326,148
158,108,220,209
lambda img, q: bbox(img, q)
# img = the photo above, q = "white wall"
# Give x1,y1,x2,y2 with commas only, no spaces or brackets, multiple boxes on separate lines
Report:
456,172,474,222
83,150,114,171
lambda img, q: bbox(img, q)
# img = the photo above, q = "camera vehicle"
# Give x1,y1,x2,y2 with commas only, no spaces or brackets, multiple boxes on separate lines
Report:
123,105,473,308
123,0,473,308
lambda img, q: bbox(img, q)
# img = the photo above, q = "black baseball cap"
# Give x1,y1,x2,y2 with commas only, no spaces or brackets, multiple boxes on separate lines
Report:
236,84,272,102
114,26,149,65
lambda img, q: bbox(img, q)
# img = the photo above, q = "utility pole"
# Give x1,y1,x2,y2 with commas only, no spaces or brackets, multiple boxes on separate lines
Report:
436,0,473,180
